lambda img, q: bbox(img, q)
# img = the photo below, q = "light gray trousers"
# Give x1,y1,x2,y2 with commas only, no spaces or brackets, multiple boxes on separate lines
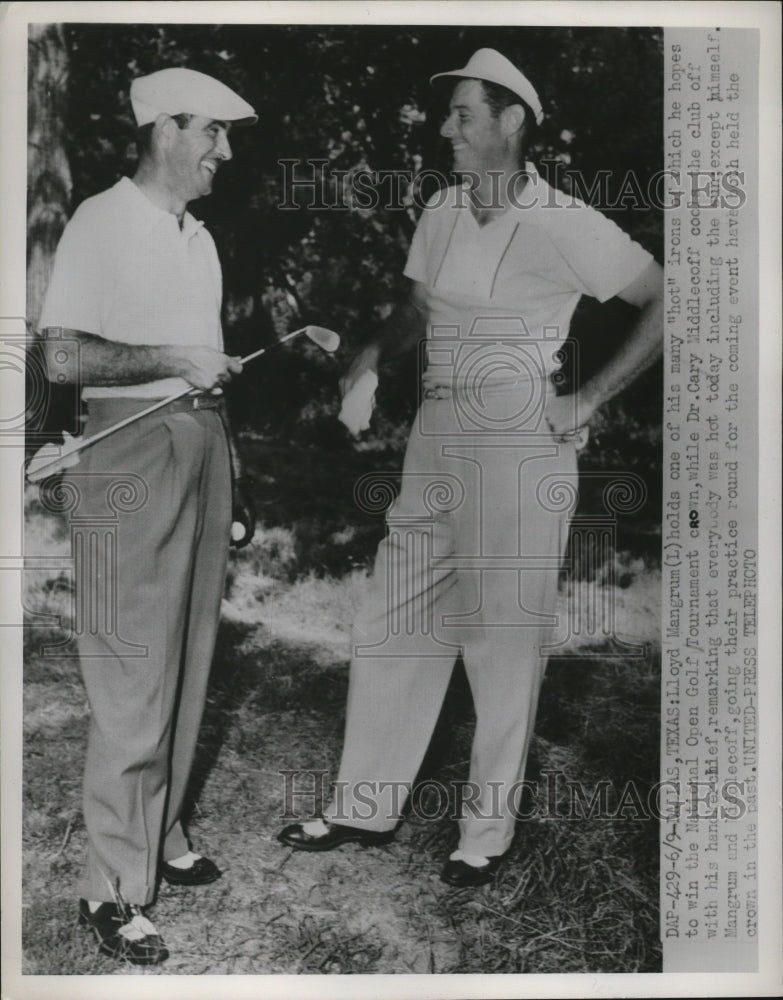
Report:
325,386,577,857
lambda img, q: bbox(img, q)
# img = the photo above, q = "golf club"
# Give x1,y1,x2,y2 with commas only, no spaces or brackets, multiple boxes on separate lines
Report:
26,324,340,483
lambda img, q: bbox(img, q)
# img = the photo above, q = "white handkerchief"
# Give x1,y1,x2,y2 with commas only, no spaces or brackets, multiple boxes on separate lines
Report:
338,370,378,437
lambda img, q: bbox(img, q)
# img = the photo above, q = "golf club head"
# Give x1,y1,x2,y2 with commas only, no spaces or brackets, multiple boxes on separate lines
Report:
304,325,340,353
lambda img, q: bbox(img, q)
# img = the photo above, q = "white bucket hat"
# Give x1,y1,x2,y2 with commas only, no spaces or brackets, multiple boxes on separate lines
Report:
130,67,257,127
431,48,543,125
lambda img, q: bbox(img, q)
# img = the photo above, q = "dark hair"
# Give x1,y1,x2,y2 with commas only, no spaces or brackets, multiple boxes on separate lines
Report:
479,79,538,163
135,111,194,159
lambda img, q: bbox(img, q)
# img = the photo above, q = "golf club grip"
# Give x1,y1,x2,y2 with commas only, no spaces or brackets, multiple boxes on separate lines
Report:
27,385,199,480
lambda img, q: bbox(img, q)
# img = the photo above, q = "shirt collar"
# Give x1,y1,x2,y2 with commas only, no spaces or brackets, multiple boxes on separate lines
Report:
117,176,205,238
458,164,540,229
462,162,553,219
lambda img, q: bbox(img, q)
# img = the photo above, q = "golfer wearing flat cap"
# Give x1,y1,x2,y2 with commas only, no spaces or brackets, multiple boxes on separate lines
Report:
279,50,663,886
39,68,256,964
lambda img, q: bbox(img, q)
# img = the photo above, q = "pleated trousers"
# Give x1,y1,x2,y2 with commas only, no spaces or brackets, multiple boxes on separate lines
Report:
67,400,231,903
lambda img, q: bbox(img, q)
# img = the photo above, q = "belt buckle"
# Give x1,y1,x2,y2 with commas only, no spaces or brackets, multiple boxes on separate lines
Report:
193,392,221,410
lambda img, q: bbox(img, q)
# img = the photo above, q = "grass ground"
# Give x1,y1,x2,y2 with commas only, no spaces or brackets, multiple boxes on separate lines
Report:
21,437,662,975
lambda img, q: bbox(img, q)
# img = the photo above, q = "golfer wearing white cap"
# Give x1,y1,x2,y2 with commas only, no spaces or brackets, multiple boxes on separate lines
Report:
279,49,663,888
39,68,256,964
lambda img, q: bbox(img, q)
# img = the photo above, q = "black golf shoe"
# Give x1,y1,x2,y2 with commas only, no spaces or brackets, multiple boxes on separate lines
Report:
278,820,395,852
78,899,169,965
440,854,504,888
161,855,222,886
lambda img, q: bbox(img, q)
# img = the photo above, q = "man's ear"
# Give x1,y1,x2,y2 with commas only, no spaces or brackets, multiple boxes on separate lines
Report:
154,113,179,149
500,103,526,139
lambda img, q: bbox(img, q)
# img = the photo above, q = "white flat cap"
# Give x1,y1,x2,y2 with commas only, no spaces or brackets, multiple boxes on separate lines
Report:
431,48,543,126
130,67,257,126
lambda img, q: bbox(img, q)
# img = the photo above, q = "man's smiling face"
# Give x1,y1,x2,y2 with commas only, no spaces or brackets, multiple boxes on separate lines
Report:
439,78,508,175
167,115,233,202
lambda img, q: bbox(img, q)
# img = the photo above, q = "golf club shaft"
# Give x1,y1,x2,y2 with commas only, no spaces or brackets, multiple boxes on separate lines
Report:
239,325,309,365
30,325,314,480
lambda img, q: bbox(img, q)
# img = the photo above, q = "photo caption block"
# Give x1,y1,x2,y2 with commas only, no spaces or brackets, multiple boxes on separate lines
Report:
661,27,759,973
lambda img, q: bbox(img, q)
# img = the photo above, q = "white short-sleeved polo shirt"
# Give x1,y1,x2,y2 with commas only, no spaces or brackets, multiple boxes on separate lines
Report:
404,164,654,375
39,176,224,399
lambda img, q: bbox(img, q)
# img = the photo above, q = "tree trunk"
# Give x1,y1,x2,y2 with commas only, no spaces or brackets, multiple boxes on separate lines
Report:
27,23,71,331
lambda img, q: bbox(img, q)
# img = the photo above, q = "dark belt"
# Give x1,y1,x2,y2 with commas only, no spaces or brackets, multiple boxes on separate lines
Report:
85,393,223,421
156,394,222,413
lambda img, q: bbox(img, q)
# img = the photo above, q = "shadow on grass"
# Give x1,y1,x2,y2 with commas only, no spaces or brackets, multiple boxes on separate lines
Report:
182,619,350,830
182,622,662,974
401,650,662,973
22,568,661,974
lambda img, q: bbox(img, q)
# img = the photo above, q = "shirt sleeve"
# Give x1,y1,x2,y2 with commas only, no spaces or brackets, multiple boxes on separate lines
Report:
545,200,654,303
38,202,104,334
403,186,461,284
